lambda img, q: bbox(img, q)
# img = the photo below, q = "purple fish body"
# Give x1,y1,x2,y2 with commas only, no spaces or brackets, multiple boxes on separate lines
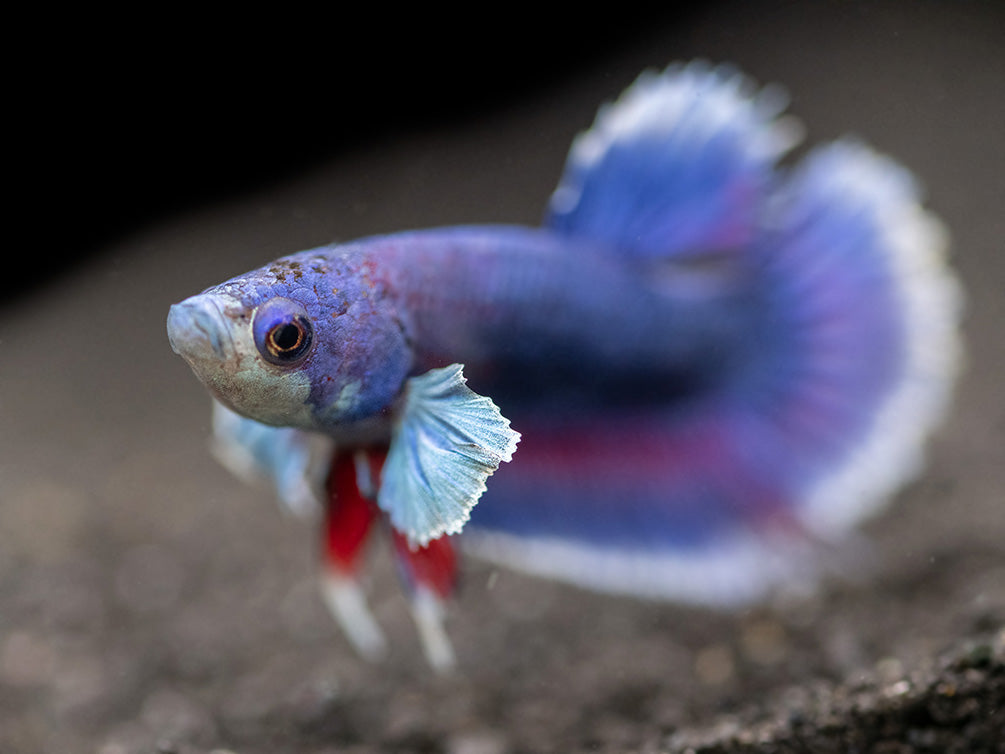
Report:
189,225,749,424
168,62,962,664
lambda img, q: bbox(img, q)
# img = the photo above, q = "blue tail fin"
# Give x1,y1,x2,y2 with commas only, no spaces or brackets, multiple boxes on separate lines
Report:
742,140,962,535
465,64,962,605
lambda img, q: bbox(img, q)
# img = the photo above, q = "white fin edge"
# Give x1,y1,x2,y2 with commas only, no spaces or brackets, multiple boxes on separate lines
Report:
549,60,803,218
463,528,826,607
793,142,964,534
410,587,457,673
319,571,388,662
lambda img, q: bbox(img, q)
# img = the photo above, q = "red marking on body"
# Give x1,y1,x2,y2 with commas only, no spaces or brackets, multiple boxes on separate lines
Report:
503,413,797,529
510,414,730,480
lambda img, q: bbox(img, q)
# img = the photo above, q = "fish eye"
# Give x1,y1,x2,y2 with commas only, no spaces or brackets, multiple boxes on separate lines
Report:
265,319,312,361
253,298,314,367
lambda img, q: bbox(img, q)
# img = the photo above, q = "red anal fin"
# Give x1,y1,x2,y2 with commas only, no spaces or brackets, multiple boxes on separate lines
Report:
390,530,458,600
324,451,380,574
390,530,459,671
324,446,462,670
319,450,386,660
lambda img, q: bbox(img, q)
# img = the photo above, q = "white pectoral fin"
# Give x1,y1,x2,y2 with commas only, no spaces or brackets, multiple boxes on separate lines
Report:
378,364,520,548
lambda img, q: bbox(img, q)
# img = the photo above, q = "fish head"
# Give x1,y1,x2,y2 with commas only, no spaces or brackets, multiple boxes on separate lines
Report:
167,250,412,432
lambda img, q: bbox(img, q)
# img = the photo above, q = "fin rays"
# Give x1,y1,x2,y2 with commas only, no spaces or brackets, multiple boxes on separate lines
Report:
378,364,520,547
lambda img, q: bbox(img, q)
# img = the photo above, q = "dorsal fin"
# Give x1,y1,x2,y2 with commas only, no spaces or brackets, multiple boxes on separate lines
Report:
546,61,802,258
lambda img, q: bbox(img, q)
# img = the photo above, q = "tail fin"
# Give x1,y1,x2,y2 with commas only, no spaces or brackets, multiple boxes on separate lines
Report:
744,140,962,534
465,64,962,605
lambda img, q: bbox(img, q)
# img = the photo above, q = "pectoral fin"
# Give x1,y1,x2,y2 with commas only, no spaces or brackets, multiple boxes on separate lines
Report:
378,364,520,548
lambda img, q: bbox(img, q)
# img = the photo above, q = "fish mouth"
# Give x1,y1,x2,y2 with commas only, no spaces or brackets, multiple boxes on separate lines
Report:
167,294,235,363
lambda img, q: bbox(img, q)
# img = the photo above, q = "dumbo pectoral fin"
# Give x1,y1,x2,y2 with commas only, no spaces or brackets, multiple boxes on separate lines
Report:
378,364,520,548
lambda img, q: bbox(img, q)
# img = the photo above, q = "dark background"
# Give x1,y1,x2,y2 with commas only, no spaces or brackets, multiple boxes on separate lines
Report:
2,2,1004,752
16,7,703,301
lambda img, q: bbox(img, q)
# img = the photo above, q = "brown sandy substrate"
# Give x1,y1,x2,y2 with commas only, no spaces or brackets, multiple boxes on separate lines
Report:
2,3,1003,752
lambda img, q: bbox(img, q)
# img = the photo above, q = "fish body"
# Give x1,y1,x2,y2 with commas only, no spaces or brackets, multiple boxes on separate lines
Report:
173,225,751,434
168,62,961,663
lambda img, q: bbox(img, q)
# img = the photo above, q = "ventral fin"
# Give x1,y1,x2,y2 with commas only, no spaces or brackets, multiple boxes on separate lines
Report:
378,364,520,548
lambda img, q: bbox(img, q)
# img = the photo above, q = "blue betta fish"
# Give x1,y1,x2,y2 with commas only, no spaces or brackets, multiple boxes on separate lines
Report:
168,62,962,669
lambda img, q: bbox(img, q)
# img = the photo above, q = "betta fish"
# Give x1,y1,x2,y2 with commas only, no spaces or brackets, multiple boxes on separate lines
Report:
167,62,962,670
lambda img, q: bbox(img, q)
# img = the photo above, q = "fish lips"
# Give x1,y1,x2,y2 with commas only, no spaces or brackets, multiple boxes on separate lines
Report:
167,294,236,365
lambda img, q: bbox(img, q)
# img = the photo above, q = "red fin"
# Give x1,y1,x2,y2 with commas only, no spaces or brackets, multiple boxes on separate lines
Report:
323,452,379,574
391,530,458,600
390,531,459,671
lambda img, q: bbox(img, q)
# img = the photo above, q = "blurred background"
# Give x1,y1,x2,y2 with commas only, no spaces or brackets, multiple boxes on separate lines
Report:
2,2,1003,752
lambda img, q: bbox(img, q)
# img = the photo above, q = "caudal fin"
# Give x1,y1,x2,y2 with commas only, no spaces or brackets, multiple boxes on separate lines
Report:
740,139,962,535
465,63,962,605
